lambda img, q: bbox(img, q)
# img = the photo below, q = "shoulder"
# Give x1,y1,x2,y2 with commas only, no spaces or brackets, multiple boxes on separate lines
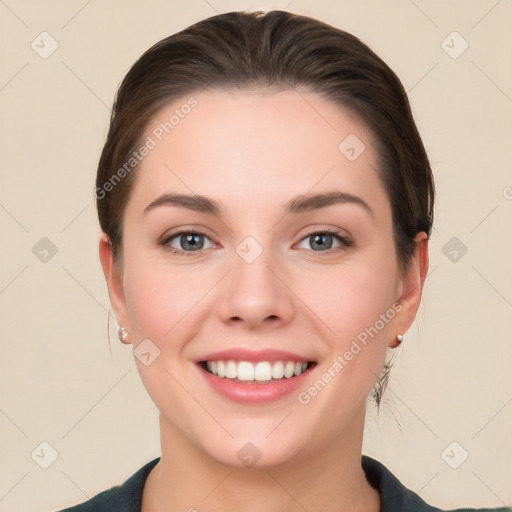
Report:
54,457,160,512
361,455,510,512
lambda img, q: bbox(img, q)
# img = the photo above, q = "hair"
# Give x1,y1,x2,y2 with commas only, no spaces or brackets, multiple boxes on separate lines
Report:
95,10,435,409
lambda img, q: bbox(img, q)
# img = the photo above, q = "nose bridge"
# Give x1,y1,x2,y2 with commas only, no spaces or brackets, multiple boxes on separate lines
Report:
216,236,294,328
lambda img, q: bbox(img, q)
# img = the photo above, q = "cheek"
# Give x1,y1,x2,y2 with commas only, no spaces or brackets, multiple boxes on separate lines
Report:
122,250,216,342
295,259,396,413
305,253,398,343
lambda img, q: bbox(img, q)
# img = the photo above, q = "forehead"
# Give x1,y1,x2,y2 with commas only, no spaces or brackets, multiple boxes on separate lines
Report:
128,89,387,216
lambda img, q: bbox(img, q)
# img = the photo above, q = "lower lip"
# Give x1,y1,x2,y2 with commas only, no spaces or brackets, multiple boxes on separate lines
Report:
197,364,314,404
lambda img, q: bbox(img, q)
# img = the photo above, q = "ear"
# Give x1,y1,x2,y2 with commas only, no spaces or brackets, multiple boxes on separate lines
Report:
389,232,429,348
98,233,130,330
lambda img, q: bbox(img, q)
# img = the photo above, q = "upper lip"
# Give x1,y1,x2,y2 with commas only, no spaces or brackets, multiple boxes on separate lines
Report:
193,348,315,364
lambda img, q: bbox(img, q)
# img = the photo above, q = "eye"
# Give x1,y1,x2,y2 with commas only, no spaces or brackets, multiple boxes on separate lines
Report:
161,231,215,255
159,228,352,256
295,229,352,253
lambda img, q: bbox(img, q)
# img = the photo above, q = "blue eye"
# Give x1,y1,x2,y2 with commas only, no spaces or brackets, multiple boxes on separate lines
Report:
161,231,214,256
160,228,352,257
296,230,352,252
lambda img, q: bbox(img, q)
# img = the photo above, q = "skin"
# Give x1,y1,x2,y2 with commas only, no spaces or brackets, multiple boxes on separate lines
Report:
99,89,428,512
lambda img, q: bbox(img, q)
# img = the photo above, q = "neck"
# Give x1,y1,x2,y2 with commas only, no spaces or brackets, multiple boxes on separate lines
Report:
142,406,380,512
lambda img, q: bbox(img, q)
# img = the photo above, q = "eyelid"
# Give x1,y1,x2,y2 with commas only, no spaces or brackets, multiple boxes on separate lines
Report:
159,225,353,256
159,227,217,256
295,226,353,252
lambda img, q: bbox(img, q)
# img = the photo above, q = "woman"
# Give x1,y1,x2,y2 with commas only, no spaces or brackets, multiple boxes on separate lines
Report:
58,10,510,512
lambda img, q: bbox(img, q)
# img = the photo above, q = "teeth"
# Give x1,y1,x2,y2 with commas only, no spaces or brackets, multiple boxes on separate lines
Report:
238,361,254,381
225,360,237,378
272,361,284,379
217,361,226,378
204,360,309,381
284,361,295,378
254,362,272,381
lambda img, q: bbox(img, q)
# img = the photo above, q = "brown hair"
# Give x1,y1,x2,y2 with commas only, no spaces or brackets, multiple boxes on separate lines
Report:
96,10,435,408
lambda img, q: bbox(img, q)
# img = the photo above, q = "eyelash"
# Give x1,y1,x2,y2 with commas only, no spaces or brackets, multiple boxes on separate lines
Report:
159,227,353,257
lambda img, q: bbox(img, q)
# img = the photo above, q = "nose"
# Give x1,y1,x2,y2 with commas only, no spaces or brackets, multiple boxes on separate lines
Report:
216,246,295,330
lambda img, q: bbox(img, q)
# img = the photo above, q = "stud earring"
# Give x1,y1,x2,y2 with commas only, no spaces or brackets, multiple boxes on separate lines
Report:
396,334,404,344
118,327,130,344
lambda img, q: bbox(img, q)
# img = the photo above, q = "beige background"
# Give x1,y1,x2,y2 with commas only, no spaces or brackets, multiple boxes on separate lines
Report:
1,1,511,511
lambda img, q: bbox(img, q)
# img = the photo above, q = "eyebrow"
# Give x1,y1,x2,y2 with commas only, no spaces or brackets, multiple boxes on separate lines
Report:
144,191,374,218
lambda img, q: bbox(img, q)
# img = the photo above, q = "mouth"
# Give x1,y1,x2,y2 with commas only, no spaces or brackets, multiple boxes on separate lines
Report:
198,360,317,384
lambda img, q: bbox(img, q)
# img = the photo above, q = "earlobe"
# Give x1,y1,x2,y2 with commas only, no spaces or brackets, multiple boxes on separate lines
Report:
390,232,429,348
98,233,129,329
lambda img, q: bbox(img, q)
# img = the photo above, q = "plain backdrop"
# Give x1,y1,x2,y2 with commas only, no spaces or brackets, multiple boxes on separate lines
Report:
1,1,511,511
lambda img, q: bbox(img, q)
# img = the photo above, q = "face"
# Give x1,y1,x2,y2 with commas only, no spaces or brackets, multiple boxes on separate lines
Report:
100,89,426,469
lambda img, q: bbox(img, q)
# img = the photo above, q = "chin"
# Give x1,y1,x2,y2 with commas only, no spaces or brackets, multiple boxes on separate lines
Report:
196,426,311,471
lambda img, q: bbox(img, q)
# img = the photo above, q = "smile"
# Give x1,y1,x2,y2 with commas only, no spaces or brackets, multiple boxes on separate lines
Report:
200,360,315,382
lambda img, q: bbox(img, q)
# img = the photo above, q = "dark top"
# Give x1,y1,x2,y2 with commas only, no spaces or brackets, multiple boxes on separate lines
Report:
55,455,511,512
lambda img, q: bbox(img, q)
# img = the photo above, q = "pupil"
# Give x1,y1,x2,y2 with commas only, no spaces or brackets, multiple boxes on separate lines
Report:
311,234,332,250
182,234,203,250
